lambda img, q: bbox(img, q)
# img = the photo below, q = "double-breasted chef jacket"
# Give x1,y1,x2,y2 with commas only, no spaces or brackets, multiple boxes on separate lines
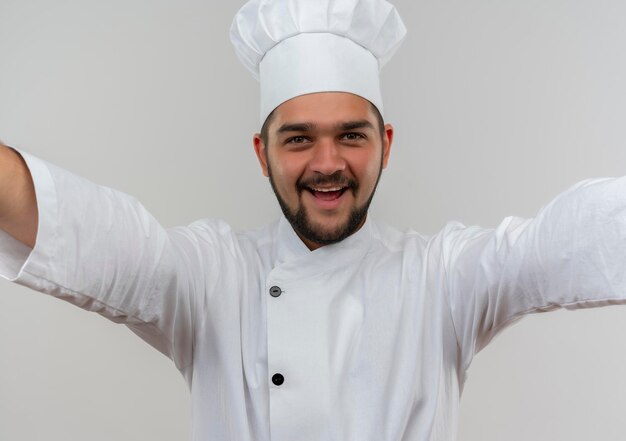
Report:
2,150,626,441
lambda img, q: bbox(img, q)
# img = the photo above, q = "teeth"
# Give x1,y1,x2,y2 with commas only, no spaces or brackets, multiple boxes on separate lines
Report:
311,186,343,192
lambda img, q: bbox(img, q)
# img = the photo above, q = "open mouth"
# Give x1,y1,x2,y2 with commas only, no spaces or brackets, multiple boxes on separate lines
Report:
305,185,349,201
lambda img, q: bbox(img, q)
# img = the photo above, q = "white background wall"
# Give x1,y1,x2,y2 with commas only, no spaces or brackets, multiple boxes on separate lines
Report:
1,0,626,439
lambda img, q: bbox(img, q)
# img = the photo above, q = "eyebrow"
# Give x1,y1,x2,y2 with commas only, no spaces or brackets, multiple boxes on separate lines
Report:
276,120,375,135
277,122,315,134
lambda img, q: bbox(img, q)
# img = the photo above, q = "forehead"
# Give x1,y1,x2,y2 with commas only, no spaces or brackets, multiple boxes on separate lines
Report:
271,92,376,130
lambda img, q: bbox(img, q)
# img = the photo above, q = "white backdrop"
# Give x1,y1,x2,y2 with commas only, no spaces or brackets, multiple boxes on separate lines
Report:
1,0,626,440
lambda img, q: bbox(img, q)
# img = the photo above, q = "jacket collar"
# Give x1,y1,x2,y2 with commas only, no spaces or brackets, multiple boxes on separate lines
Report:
273,214,375,280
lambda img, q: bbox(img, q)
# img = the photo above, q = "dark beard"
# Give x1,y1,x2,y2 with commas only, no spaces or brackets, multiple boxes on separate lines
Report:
267,165,382,247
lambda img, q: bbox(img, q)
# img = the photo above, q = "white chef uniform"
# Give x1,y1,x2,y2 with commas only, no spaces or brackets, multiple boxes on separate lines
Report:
4,1,626,440
2,150,626,441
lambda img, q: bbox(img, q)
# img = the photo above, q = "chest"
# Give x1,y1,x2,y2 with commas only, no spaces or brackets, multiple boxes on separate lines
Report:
192,249,460,440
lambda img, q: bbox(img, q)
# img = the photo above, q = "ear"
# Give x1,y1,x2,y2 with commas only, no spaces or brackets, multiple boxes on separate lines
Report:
253,133,270,177
381,123,394,169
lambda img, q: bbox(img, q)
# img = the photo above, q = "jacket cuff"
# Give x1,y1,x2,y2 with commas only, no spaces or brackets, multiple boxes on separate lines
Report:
0,149,57,283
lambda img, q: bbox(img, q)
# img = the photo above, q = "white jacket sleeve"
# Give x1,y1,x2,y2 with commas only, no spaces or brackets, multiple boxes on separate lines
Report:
441,177,626,372
0,150,220,371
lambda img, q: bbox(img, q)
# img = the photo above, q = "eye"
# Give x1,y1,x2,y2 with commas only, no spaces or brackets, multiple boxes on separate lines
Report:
341,132,366,141
286,135,310,144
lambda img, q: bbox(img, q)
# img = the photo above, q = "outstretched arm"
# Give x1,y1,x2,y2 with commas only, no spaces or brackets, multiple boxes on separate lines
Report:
0,146,223,373
437,176,626,372
0,143,37,248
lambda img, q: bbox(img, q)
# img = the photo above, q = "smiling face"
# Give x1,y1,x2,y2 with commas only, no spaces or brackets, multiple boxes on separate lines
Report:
253,92,393,250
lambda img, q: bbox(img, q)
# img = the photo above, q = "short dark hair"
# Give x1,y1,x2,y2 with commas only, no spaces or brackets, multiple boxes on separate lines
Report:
260,101,385,146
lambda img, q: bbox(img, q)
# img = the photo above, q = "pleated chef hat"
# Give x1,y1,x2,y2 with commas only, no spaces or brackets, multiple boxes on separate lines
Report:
230,0,407,126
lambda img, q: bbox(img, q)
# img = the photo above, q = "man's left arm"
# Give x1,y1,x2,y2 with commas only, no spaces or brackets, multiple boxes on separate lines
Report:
439,176,626,371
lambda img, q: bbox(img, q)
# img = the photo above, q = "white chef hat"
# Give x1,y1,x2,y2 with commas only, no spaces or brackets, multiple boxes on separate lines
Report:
229,0,407,126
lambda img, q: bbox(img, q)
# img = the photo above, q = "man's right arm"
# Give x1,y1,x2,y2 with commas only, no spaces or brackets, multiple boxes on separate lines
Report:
0,144,219,372
0,143,38,248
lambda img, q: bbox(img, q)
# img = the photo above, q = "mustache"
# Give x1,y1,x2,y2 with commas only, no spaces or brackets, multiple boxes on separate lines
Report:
297,172,358,192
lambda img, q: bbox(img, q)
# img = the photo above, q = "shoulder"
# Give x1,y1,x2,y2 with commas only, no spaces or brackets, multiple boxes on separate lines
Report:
369,218,430,254
368,218,501,265
167,217,279,258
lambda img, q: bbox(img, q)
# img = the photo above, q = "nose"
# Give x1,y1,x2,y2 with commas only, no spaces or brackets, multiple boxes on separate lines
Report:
308,138,346,175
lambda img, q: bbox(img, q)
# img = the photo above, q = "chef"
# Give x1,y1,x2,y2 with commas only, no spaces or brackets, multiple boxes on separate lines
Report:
2,0,626,440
